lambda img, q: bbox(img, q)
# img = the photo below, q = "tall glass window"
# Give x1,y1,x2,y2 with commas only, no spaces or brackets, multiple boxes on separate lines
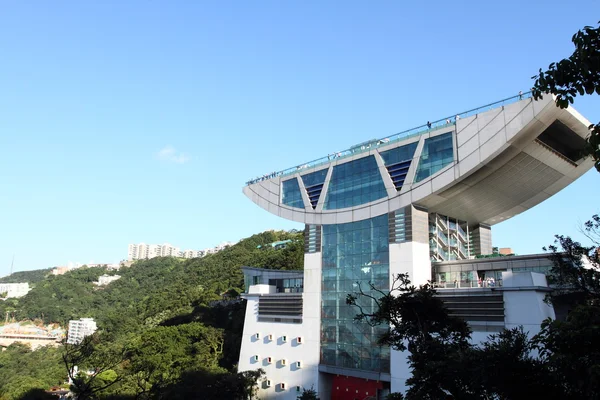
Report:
380,142,419,190
281,178,304,209
301,169,328,209
379,142,418,166
321,215,390,373
323,156,387,210
415,132,454,182
301,168,328,188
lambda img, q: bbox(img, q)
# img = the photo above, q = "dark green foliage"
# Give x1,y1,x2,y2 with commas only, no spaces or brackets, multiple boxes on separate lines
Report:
535,304,600,399
349,265,600,398
0,344,66,400
347,274,475,399
544,214,600,304
159,368,265,400
0,269,52,284
16,389,55,400
346,273,471,352
386,394,405,400
297,386,320,400
531,21,600,171
62,334,126,400
0,230,302,399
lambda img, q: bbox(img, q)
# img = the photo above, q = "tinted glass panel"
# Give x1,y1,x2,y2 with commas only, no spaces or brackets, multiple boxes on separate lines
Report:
301,169,328,188
379,142,418,166
415,132,454,182
380,142,419,190
320,215,390,373
282,178,304,209
324,156,387,210
302,169,328,209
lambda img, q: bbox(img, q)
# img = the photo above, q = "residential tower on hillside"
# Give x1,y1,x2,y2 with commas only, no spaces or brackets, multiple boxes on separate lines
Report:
127,241,236,261
67,318,97,345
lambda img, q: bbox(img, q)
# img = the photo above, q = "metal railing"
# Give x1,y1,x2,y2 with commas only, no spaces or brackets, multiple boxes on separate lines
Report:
246,91,533,185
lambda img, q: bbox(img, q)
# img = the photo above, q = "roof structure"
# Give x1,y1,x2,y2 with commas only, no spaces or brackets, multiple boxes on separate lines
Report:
244,93,593,227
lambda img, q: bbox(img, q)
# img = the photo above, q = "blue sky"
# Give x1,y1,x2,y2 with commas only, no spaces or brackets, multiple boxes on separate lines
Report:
1,1,599,275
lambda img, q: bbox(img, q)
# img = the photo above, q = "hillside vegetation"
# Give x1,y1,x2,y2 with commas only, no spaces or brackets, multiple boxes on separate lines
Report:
0,230,303,400
0,268,52,284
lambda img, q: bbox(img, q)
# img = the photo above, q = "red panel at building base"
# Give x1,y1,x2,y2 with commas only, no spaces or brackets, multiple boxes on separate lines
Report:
331,375,387,400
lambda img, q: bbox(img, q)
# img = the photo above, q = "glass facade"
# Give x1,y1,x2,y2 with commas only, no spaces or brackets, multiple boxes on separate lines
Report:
415,132,454,182
380,142,419,190
301,169,328,209
302,168,328,187
323,156,387,210
321,215,390,373
379,142,418,166
281,177,304,209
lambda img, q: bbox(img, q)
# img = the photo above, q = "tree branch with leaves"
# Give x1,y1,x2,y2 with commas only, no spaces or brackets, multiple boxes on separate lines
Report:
62,333,126,400
531,21,600,171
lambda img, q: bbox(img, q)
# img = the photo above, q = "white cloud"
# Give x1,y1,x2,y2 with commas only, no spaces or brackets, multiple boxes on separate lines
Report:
157,146,190,164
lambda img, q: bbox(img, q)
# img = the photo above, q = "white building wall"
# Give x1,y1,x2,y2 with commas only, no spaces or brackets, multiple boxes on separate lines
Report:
97,275,121,286
127,244,136,261
238,252,322,399
67,318,97,344
389,241,430,394
389,242,431,287
502,271,555,333
303,252,323,397
0,283,30,298
147,244,161,259
238,296,319,398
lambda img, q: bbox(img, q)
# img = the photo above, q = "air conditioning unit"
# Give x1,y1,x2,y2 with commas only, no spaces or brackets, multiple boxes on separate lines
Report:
280,382,286,390
282,335,287,343
265,380,272,388
253,355,259,362
267,334,273,341
296,360,302,368
281,358,287,366
267,356,272,364
254,333,260,340
297,336,303,344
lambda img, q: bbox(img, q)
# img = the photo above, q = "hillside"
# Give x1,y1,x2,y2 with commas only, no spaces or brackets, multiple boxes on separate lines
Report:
0,268,52,284
0,230,304,400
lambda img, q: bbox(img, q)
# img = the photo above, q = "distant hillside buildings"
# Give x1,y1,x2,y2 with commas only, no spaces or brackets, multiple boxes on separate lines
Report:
52,263,119,276
0,283,30,299
67,318,97,345
127,242,235,261
95,274,121,286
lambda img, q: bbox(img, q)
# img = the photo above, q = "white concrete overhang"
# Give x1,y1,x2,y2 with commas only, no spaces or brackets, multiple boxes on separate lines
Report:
243,95,594,226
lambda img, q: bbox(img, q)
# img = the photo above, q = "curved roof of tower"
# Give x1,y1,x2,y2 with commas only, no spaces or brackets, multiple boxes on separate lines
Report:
243,92,594,226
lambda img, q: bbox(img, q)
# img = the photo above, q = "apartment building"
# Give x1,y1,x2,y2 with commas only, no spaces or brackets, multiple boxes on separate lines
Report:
67,318,97,345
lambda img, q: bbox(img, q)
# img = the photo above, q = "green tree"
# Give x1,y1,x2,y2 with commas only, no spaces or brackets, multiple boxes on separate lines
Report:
0,268,52,284
0,377,49,400
297,386,320,400
544,214,600,304
347,274,476,399
62,334,126,400
346,274,581,399
16,389,55,400
531,21,600,171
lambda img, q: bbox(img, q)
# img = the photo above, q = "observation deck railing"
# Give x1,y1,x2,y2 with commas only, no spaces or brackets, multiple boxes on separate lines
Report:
246,91,533,185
